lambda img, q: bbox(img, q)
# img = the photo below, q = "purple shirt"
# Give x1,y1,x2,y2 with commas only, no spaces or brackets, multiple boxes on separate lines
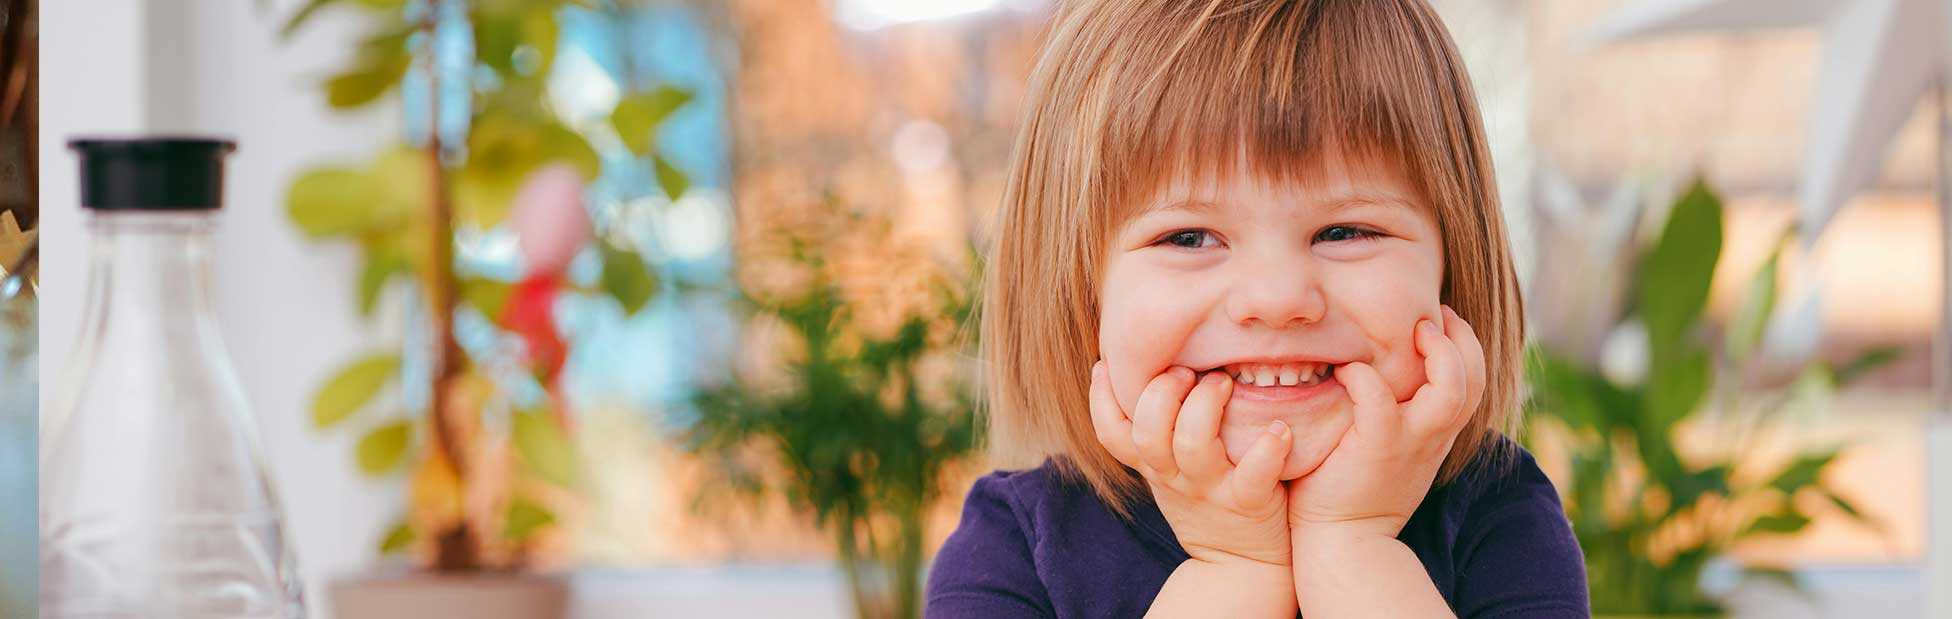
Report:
924,436,1589,618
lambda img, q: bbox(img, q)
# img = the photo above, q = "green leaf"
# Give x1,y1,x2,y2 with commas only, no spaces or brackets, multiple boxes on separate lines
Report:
1638,179,1723,346
353,0,407,10
280,0,341,39
503,496,556,542
1669,463,1730,512
325,45,411,109
475,21,516,76
378,519,414,555
512,410,577,487
600,241,658,315
1817,486,1885,536
287,167,377,238
610,86,693,156
355,420,413,476
365,146,431,224
456,170,525,230
539,123,602,179
520,7,560,77
312,354,403,429
1835,345,1904,386
1745,511,1812,536
461,277,515,321
1819,487,1864,519
357,251,413,318
654,155,690,201
1525,349,1611,430
1644,346,1709,431
1766,450,1838,494
1723,248,1780,362
456,117,599,228
288,146,424,239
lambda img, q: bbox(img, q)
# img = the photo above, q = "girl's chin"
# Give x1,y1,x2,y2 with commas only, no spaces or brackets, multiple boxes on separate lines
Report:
1220,411,1352,481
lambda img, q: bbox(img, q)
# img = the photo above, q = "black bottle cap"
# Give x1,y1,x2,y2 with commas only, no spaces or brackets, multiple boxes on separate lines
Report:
69,137,237,210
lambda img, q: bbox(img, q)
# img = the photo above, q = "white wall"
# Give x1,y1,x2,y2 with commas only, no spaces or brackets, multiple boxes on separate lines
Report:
43,2,406,616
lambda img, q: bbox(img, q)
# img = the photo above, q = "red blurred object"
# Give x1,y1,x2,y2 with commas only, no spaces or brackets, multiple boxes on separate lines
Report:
503,273,566,387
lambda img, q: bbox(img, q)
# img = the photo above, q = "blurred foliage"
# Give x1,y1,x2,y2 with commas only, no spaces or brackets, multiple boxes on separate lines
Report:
1524,179,1900,615
280,0,689,569
687,202,982,619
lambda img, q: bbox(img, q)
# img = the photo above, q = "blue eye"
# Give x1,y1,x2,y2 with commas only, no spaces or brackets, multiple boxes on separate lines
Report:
1314,225,1382,243
1156,230,1218,249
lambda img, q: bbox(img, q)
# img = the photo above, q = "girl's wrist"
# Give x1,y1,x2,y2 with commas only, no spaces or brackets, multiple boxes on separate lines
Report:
1288,514,1407,541
1164,557,1298,617
1181,541,1292,570
1289,524,1411,577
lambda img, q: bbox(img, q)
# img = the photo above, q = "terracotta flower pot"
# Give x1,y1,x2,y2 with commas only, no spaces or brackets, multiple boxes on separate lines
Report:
329,571,569,619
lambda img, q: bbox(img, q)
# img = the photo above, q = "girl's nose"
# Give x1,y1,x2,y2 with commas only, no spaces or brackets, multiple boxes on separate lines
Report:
1223,252,1327,329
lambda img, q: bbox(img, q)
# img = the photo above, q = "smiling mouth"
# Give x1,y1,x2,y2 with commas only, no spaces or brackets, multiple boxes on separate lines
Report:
1203,361,1337,387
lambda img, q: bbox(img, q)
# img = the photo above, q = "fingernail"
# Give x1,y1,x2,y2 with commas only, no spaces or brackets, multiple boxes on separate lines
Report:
1200,371,1223,385
1268,420,1289,438
1441,304,1457,318
1421,319,1439,335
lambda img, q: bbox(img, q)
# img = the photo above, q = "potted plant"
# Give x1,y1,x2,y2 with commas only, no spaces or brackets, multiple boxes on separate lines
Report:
1523,179,1899,616
685,199,982,619
278,1,691,616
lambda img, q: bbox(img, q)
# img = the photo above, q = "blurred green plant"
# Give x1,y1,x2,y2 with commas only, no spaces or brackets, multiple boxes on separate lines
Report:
686,204,982,619
279,0,689,571
1524,179,1899,615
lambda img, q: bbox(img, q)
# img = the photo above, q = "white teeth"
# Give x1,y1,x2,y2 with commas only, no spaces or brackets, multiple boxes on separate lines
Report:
1225,362,1336,387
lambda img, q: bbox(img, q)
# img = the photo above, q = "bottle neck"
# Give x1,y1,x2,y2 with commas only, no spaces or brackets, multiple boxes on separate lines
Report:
79,211,222,338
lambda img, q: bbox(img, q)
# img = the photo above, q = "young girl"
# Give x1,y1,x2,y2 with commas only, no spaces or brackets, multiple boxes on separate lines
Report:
925,0,1588,617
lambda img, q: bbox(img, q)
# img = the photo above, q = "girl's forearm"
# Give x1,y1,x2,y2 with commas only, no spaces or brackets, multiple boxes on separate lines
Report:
1292,527,1455,618
1146,557,1297,618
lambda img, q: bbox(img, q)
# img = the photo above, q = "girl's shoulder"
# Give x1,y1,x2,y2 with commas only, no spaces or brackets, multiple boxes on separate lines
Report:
932,460,1181,618
1414,435,1590,615
1438,431,1560,508
957,458,1119,537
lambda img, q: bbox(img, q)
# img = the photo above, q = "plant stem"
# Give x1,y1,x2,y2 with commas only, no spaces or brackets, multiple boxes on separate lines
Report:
421,0,475,571
894,501,923,619
836,515,873,619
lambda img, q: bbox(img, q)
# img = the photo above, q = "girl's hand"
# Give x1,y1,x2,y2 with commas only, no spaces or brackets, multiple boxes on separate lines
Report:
1285,305,1486,539
1089,361,1294,567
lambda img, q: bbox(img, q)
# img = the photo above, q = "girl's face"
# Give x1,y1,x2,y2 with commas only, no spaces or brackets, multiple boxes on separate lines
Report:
1098,152,1447,480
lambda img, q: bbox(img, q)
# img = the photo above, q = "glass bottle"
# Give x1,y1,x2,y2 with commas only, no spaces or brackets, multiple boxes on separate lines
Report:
0,239,36,619
41,137,305,617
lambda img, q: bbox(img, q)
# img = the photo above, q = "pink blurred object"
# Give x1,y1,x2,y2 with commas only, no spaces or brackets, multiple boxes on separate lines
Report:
510,164,592,275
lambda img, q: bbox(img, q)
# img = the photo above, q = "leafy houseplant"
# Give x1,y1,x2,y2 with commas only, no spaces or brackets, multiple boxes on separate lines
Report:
686,203,982,619
279,0,689,573
1523,180,1898,615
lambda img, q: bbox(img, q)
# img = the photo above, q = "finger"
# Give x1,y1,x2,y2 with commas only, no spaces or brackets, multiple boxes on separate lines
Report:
1086,360,1142,469
1335,360,1400,440
1406,317,1467,435
1441,305,1487,429
1173,371,1233,484
1228,420,1292,506
1131,366,1196,478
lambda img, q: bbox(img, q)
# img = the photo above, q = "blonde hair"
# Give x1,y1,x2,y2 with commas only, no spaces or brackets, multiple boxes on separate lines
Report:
980,0,1526,517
